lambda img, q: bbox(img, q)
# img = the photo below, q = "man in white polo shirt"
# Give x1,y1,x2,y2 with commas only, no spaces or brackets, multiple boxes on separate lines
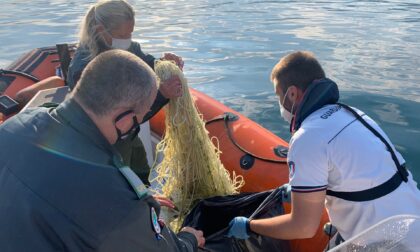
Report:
227,51,420,247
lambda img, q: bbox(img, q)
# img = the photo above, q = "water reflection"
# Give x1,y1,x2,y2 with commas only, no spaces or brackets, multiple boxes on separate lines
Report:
0,0,419,180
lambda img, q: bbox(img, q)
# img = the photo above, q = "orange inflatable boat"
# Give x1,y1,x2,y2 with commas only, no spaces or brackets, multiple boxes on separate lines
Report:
0,45,330,251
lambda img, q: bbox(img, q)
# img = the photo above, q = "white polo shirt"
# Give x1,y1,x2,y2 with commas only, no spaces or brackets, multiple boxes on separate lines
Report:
288,104,420,240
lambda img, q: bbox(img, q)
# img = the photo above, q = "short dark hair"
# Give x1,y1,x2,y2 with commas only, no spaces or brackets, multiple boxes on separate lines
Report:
73,49,156,116
271,51,325,91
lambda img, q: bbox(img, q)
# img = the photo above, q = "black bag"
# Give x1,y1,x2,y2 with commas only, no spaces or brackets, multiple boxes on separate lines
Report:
182,188,291,252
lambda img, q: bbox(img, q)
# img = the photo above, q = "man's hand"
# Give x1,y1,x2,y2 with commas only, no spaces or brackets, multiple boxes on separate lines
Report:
153,194,175,209
159,75,182,99
180,227,205,248
227,216,250,239
162,52,184,70
250,190,326,240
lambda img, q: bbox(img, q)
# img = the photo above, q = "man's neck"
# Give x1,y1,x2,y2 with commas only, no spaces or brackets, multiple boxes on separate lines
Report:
72,97,117,145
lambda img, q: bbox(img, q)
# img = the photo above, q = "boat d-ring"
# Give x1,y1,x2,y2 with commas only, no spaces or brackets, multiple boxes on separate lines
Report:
206,112,287,170
240,154,255,170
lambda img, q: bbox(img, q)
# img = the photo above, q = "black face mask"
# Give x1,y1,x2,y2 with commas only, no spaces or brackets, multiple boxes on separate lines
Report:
114,110,140,142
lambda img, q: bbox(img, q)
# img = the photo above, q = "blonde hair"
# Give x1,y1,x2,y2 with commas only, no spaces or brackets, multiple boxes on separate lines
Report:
78,0,135,58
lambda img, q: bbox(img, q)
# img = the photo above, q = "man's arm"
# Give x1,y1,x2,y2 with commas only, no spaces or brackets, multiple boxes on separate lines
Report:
97,197,201,252
15,76,64,105
141,91,169,123
250,190,326,240
248,129,329,240
130,42,156,70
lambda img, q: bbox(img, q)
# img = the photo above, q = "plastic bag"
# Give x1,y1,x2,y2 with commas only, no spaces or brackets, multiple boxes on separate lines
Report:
182,188,291,252
329,215,420,252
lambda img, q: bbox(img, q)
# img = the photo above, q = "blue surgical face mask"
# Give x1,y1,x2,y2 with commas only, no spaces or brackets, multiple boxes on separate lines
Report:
279,87,295,124
114,110,140,142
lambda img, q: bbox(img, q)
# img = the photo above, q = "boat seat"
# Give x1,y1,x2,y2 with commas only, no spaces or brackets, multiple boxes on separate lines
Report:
20,86,70,112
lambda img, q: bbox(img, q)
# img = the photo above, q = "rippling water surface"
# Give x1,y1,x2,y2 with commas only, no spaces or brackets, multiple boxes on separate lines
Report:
0,0,419,182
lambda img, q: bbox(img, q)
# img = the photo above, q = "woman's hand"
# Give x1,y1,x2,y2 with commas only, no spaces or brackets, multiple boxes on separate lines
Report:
162,52,184,70
159,75,182,99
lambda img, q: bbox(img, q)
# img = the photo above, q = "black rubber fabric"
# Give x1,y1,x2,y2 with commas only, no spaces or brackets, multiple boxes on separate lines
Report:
182,190,291,252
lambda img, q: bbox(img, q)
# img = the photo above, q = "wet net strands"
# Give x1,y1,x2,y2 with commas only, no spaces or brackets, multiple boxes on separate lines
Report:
152,60,244,230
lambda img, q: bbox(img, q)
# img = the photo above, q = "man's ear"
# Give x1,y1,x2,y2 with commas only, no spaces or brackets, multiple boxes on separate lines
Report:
114,111,135,131
297,87,306,103
289,85,304,104
288,85,297,101
96,24,105,33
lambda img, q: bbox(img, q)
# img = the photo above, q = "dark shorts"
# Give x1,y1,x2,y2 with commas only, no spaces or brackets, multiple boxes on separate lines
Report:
114,136,151,185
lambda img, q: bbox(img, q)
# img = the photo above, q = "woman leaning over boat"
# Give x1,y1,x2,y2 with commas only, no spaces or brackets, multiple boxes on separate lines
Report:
68,0,183,185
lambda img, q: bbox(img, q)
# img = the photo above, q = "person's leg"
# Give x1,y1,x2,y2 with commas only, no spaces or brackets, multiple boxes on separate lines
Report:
114,137,151,186
15,76,64,105
130,137,151,186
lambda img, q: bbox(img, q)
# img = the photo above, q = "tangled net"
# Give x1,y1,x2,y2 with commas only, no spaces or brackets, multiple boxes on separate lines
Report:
152,60,244,230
